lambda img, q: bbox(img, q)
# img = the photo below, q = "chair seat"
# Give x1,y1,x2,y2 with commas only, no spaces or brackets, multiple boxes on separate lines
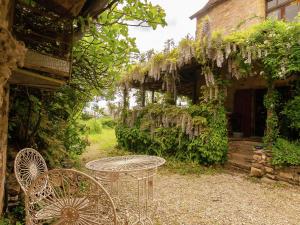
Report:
34,197,90,220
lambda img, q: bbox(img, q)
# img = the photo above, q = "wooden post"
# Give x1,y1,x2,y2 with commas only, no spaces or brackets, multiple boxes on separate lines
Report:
122,86,129,124
151,90,155,103
192,70,203,104
0,84,9,214
0,0,12,215
165,75,176,105
141,85,146,107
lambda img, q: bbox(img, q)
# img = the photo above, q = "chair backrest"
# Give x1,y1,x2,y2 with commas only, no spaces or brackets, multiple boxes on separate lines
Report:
25,169,117,225
14,148,48,193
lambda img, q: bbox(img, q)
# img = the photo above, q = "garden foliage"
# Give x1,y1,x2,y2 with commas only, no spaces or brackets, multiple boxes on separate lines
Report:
120,19,300,147
9,86,88,168
116,101,228,165
272,138,300,166
8,0,167,168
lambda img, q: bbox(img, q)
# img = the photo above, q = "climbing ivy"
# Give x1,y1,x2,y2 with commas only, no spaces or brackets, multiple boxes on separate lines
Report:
263,87,280,145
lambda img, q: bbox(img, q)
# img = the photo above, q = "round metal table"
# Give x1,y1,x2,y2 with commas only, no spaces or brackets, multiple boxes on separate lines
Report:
85,155,166,225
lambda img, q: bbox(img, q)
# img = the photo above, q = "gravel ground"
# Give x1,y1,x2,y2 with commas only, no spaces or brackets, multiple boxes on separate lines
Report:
153,172,300,225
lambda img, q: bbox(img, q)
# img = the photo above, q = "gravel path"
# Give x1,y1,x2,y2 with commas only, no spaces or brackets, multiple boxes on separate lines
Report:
153,172,300,225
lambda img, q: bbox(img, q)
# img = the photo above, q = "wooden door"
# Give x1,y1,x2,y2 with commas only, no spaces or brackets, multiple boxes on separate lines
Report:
234,89,253,137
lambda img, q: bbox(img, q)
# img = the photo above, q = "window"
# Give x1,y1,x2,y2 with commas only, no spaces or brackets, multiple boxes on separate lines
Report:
267,0,300,21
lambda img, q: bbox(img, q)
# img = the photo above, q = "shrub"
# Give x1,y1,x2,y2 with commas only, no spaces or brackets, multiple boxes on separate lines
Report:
0,218,10,225
272,138,300,166
101,117,117,128
8,86,88,168
85,119,102,134
115,103,228,165
282,96,300,132
81,112,93,120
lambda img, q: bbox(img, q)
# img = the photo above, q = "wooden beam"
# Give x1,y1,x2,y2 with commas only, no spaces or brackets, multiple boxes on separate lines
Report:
23,50,70,77
39,0,87,17
9,68,65,88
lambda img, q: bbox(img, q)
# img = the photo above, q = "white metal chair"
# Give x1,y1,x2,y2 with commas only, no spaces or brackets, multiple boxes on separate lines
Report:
25,169,117,225
14,148,48,194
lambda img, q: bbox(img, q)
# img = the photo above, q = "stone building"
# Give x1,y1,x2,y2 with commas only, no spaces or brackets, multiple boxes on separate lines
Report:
189,0,299,179
0,0,109,214
120,0,299,183
191,0,299,34
191,0,299,138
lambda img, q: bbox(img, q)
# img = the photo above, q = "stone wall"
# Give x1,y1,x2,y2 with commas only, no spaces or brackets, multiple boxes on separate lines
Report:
196,0,266,35
250,149,300,185
0,0,26,215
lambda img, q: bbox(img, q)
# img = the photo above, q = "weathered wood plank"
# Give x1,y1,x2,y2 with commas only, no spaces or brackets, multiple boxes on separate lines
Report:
23,50,70,77
9,68,66,88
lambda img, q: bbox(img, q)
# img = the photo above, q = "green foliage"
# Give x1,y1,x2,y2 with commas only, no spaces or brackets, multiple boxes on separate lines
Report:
84,119,103,134
0,218,10,225
272,138,300,166
73,0,167,98
0,203,25,225
225,19,300,79
116,102,228,165
162,157,222,175
188,104,228,164
122,20,300,86
101,117,117,128
81,112,93,120
263,87,280,145
8,1,167,168
282,96,300,132
9,86,88,168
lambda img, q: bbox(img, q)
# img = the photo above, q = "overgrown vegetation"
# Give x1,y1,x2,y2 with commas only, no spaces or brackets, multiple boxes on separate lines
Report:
9,86,88,168
119,19,300,167
8,0,166,168
116,101,228,165
282,95,300,133
272,138,300,166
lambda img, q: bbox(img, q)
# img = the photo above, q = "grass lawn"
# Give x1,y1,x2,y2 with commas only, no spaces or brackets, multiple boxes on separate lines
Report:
80,128,222,176
80,128,129,166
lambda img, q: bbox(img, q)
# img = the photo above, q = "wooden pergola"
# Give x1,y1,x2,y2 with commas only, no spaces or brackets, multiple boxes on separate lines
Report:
9,0,110,89
122,57,211,106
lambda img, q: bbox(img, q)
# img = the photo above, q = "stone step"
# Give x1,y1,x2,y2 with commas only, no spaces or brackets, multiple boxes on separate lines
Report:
228,152,253,161
229,141,262,152
228,159,251,169
227,140,263,173
226,160,251,173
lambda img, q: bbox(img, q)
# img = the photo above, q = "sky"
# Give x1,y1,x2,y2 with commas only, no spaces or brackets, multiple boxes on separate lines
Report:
128,0,208,52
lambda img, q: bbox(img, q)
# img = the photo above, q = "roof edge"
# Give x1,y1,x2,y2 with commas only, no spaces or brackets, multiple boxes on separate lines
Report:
190,0,228,20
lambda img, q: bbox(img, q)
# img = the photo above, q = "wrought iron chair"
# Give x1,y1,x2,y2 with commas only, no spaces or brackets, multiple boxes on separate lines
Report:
14,148,48,194
25,169,117,225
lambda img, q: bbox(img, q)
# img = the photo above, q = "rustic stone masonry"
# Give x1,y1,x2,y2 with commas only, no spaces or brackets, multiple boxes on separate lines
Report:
0,0,26,214
6,148,22,210
196,0,266,35
250,149,300,185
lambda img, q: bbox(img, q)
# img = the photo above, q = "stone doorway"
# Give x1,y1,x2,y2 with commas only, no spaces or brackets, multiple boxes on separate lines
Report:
232,89,267,138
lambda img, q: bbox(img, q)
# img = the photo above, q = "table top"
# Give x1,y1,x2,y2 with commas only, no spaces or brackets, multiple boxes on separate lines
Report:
85,155,166,173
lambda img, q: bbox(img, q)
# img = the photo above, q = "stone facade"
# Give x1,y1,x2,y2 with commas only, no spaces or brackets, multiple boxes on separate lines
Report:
196,0,266,35
0,0,26,215
251,149,300,185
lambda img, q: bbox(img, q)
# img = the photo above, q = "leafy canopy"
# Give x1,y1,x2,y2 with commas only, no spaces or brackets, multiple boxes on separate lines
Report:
72,0,167,101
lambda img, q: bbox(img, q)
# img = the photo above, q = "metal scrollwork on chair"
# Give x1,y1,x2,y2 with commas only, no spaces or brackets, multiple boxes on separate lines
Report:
14,148,48,193
25,169,117,225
